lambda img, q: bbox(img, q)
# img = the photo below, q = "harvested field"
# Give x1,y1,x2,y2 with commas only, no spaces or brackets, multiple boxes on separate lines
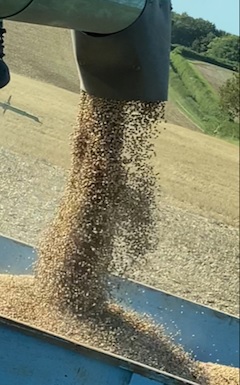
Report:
1,74,239,228
4,21,198,130
4,21,78,93
190,60,234,93
0,143,239,315
0,142,239,315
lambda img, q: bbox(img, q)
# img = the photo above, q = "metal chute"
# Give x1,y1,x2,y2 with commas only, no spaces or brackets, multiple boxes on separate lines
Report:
0,0,172,102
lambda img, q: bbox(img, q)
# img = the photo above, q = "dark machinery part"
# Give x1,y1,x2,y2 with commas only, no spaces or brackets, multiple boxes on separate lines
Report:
0,0,146,34
72,0,171,102
0,0,172,102
0,20,10,89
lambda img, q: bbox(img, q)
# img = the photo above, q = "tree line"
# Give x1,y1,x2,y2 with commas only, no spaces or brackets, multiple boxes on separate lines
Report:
171,12,239,64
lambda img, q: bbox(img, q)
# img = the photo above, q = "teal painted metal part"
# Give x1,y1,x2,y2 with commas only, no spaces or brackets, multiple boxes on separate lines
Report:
0,315,199,385
0,234,239,369
0,0,146,33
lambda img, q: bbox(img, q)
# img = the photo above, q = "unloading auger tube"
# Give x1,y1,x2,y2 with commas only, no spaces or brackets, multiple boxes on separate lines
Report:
0,0,172,102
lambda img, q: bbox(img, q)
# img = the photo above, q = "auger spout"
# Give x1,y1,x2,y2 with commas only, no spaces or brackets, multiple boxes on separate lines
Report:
0,0,147,34
0,0,172,102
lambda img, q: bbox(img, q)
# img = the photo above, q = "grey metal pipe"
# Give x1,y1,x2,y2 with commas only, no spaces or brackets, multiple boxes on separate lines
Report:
0,20,10,88
0,0,146,34
0,0,172,101
73,0,172,102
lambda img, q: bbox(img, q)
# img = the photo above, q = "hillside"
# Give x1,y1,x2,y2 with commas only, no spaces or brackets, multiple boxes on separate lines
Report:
170,49,239,139
1,72,238,227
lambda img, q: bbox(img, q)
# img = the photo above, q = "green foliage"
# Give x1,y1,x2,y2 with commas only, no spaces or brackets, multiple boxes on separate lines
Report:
192,32,217,53
171,12,226,54
220,72,240,121
207,35,240,63
171,51,219,114
170,51,239,140
170,10,239,139
172,45,237,71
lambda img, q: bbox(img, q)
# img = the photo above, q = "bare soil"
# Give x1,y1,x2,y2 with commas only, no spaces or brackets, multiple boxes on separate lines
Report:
190,61,234,92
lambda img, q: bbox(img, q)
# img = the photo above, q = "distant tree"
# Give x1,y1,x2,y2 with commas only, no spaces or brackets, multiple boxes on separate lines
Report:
171,12,226,53
192,32,217,53
207,35,240,63
219,71,240,121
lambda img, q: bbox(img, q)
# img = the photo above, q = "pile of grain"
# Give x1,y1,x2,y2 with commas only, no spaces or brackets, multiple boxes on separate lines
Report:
0,274,208,384
199,363,239,385
1,275,239,384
